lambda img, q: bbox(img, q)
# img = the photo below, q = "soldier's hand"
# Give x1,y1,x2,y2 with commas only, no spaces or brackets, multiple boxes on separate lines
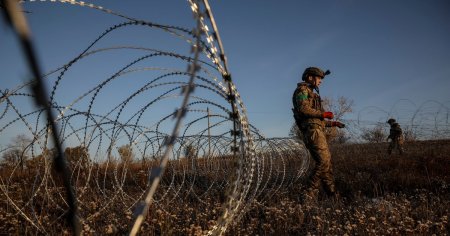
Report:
332,121,345,128
322,111,334,119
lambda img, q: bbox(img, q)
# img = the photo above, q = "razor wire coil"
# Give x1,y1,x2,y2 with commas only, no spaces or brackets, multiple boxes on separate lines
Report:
1,1,449,235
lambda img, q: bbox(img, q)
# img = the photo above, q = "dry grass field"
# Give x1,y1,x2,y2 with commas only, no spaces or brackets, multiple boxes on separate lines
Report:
228,140,450,235
1,140,449,235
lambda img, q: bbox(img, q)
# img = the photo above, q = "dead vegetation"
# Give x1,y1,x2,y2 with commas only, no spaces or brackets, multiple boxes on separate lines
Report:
1,140,449,235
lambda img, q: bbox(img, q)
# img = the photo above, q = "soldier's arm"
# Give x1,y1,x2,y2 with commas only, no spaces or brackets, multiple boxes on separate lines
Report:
387,133,392,141
295,88,323,118
387,130,394,139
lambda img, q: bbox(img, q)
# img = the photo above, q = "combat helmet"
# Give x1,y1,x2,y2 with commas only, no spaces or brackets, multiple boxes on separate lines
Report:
387,118,396,124
302,67,331,81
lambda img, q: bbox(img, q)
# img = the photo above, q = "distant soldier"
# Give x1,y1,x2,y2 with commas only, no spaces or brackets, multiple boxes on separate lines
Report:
292,67,345,203
386,118,404,155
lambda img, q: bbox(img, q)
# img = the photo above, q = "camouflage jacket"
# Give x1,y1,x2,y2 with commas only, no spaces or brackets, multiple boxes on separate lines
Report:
292,82,331,130
388,123,403,140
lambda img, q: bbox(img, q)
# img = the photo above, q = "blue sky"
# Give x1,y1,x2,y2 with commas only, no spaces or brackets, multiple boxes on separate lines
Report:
1,0,450,141
210,0,450,136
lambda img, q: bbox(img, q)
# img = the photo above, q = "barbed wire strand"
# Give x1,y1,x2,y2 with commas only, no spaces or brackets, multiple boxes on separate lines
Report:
1,0,81,235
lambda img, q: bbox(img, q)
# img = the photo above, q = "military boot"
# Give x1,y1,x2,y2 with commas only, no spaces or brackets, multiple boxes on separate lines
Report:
329,190,341,202
323,184,342,203
301,188,319,206
324,184,336,197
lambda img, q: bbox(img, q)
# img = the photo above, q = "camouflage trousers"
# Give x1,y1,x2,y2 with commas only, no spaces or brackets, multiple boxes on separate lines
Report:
302,125,336,197
388,138,404,155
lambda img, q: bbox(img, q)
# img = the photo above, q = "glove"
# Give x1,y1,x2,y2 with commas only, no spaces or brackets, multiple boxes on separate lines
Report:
332,121,345,128
322,111,334,119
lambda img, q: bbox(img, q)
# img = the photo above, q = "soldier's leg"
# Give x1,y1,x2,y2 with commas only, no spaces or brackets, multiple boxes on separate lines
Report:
393,141,403,155
397,139,405,155
305,129,335,196
304,148,321,195
398,143,404,155
302,130,322,201
314,130,335,195
321,165,336,195
388,142,393,155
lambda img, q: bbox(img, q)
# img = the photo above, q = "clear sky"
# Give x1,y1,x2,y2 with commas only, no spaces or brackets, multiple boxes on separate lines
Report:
210,0,450,137
2,0,450,140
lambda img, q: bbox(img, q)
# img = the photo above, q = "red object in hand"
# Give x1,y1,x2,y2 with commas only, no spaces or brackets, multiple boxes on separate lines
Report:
322,111,334,119
332,121,345,128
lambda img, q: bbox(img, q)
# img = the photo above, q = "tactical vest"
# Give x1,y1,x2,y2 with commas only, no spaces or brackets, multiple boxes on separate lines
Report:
390,123,403,138
292,83,324,129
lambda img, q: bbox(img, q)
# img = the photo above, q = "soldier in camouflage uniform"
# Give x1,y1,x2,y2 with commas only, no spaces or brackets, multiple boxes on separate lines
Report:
292,67,345,202
386,118,404,155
